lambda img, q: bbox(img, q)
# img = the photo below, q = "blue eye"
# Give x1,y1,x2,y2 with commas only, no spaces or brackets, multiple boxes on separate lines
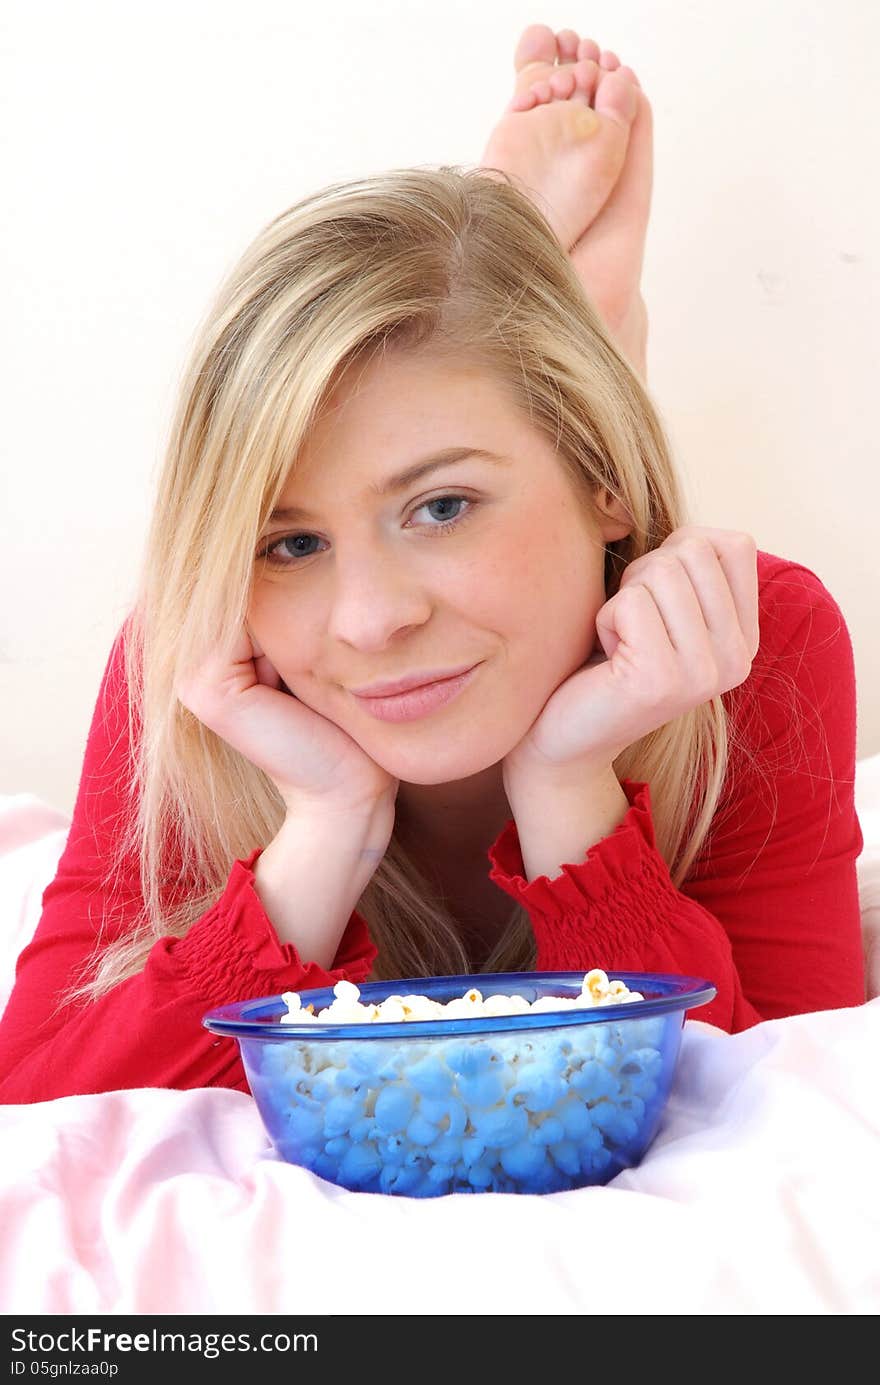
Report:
257,493,475,569
417,495,468,526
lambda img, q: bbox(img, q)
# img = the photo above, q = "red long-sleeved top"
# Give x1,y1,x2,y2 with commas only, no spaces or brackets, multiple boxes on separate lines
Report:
0,551,866,1103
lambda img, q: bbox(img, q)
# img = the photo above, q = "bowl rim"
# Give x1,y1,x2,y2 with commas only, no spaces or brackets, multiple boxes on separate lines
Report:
201,969,717,1041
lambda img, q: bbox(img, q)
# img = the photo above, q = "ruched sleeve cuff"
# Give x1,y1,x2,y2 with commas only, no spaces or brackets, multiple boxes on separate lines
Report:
486,780,683,970
171,846,378,1006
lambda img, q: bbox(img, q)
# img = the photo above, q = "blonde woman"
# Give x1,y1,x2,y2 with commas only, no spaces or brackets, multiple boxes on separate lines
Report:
0,26,864,1102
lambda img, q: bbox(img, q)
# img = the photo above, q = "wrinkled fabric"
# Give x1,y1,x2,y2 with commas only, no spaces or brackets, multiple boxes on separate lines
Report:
0,671,878,1311
0,1000,877,1314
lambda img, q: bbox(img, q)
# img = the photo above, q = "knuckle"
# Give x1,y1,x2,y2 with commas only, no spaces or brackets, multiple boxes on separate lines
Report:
733,530,758,555
175,676,212,721
735,644,755,682
693,658,719,699
670,524,705,544
660,549,686,572
698,535,720,558
718,647,752,691
681,535,714,562
619,581,649,606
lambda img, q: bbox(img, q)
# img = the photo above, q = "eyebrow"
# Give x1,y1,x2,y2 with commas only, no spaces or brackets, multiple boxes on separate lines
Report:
267,447,510,523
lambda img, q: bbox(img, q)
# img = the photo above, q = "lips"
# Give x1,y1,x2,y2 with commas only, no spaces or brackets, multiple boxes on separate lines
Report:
351,664,480,723
350,664,478,699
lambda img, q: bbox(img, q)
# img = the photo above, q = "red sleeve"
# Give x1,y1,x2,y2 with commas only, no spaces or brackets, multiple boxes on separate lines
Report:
680,562,864,1020
0,621,377,1105
486,560,865,1035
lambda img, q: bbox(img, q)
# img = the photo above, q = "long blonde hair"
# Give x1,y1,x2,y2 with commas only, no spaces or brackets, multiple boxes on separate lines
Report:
60,165,764,1006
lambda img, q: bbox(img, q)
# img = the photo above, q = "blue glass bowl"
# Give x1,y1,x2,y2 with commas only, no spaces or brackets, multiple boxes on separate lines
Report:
203,970,715,1197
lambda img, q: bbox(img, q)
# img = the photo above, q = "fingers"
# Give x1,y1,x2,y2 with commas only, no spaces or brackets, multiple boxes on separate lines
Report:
244,623,264,659
659,540,741,641
177,623,264,711
566,527,760,767
596,581,677,681
244,622,285,689
254,653,284,691
621,557,700,648
620,529,758,684
660,527,760,656
629,549,748,687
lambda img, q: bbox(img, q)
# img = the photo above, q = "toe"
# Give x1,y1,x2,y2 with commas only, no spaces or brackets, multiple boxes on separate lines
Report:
549,69,578,101
572,58,602,104
513,23,557,74
577,37,601,63
594,69,639,128
555,29,580,64
599,50,621,70
507,88,540,113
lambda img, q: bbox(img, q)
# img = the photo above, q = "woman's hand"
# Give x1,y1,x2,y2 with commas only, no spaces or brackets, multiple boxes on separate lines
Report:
174,623,400,817
502,526,761,780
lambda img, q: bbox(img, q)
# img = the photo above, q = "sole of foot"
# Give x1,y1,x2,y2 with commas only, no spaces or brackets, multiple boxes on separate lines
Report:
480,24,653,354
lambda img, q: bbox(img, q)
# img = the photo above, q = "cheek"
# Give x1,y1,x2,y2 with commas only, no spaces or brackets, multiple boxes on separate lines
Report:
475,516,603,654
247,583,321,683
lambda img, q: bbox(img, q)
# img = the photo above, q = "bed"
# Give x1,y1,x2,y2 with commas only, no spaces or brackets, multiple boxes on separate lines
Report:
1,758,879,1315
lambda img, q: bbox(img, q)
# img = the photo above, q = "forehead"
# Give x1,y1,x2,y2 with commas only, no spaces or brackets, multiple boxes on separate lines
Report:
263,350,600,537
310,351,525,449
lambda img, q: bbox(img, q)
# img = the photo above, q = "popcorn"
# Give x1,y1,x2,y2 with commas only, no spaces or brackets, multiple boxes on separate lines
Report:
583,968,610,997
266,972,663,1198
279,972,644,1026
332,979,361,1004
481,993,532,1017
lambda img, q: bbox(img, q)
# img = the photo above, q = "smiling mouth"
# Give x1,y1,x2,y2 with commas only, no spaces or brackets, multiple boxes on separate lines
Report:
350,664,478,700
350,664,481,723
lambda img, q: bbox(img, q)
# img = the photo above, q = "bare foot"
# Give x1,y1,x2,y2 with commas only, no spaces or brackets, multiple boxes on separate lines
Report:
479,24,652,377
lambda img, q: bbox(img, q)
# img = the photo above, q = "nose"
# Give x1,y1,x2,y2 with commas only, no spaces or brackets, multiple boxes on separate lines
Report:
327,547,433,649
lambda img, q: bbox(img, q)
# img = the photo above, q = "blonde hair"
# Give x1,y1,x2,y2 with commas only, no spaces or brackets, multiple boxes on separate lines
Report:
60,164,766,1007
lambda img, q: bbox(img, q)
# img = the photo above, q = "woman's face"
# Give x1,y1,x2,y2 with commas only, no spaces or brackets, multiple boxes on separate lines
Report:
247,350,632,799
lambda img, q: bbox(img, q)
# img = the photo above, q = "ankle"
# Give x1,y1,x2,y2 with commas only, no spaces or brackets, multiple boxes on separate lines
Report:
607,294,648,385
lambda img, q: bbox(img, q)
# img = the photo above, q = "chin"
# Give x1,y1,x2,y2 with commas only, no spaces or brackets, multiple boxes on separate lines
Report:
363,728,520,787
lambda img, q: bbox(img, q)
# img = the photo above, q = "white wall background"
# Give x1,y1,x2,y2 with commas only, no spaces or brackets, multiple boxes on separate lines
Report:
2,0,878,817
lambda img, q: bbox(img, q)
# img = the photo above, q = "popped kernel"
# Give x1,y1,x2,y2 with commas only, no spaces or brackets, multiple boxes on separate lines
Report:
279,971,643,1024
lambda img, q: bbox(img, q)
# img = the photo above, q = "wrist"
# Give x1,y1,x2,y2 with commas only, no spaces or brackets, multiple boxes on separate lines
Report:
503,759,628,886
282,794,396,854
503,746,617,802
255,802,393,965
279,783,397,828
